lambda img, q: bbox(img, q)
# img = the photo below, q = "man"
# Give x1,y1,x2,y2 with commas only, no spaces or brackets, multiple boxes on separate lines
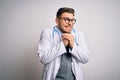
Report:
37,7,90,80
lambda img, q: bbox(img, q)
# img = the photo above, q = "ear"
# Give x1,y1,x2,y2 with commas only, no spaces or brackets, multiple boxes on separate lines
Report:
55,18,59,25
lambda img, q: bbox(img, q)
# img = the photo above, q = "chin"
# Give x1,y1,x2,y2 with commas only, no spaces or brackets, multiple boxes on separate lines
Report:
61,28,72,33
65,30,71,33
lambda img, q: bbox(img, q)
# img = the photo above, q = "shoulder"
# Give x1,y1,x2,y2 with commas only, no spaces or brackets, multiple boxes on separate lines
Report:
73,28,84,36
42,27,53,33
41,27,53,36
73,29,86,41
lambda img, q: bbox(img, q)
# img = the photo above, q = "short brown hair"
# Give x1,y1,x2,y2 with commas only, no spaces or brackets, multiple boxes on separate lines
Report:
56,7,75,18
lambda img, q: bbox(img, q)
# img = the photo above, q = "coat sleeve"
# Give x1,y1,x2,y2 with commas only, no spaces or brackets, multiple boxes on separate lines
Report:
70,32,90,64
37,29,66,64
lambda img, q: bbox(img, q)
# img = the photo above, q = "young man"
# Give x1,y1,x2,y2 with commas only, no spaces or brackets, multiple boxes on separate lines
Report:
37,7,90,80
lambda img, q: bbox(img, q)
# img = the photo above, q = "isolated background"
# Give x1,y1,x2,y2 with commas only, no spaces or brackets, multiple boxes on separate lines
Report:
0,0,120,80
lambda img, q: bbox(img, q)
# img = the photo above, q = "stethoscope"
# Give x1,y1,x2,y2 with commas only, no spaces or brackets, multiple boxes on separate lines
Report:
52,26,77,43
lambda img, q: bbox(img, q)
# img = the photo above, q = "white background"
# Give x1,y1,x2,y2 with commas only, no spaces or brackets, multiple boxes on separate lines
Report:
0,0,120,80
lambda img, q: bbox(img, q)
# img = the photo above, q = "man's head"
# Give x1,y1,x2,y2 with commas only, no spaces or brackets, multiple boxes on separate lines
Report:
55,7,76,33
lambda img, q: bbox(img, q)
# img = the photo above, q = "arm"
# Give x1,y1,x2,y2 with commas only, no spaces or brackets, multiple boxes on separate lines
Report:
70,32,90,64
37,29,66,64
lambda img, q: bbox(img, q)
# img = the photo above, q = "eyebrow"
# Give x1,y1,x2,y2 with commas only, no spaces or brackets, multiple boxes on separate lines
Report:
62,17,74,19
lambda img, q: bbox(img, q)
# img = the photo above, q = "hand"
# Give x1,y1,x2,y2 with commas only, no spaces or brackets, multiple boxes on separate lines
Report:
62,38,69,46
62,33,74,48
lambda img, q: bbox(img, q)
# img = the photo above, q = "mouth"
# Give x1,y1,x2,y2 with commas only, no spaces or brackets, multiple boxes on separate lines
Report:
65,26,72,29
64,26,72,32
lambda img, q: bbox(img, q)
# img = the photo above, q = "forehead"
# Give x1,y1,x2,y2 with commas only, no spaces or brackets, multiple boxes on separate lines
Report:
61,12,74,18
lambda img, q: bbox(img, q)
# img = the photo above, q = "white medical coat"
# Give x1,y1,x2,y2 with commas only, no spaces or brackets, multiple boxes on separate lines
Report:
37,26,90,80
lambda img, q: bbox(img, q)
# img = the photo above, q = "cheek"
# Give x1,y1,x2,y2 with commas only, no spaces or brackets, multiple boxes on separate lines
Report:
61,24,66,30
59,22,65,28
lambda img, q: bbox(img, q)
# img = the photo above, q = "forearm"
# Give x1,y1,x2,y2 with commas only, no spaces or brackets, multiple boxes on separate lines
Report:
70,32,90,64
38,41,66,64
70,44,90,64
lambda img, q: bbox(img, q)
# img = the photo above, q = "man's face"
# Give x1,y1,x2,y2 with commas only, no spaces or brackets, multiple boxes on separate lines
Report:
56,12,75,33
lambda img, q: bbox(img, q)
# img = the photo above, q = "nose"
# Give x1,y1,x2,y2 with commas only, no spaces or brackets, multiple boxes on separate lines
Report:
68,21,73,26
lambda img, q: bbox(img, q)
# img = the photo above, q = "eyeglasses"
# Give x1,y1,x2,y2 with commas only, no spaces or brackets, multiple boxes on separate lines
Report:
58,17,76,24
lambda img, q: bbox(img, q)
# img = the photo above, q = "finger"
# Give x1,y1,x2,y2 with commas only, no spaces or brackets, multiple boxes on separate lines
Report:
62,34,70,38
62,35,70,39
